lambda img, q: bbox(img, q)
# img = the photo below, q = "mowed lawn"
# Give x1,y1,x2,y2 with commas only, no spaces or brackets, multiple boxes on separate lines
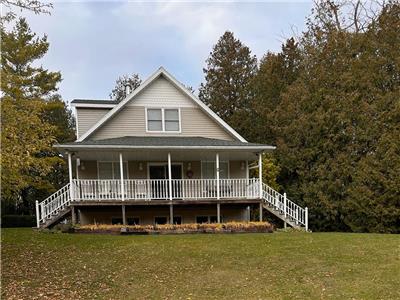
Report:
2,229,399,299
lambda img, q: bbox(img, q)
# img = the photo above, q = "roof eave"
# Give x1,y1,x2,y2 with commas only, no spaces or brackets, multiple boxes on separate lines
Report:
54,144,276,152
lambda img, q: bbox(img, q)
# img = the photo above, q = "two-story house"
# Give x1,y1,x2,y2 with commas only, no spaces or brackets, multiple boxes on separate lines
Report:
36,67,308,230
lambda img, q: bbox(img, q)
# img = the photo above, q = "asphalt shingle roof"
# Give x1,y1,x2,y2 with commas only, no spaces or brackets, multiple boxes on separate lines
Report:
71,99,117,105
56,136,274,150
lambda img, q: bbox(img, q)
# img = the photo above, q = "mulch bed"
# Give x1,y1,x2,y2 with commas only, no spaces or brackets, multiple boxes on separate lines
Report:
73,222,274,235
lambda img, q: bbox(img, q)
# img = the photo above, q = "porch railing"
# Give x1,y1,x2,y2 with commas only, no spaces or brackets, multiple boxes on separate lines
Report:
72,178,260,201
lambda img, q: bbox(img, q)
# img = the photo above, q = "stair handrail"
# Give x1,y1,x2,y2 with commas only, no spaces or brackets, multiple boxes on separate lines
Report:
36,183,71,227
261,182,308,229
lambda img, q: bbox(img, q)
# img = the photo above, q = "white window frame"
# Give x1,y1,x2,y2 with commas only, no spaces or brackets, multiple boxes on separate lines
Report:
145,107,181,133
97,161,129,179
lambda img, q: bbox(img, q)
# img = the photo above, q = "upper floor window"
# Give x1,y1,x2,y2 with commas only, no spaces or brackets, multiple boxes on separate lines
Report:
146,108,180,132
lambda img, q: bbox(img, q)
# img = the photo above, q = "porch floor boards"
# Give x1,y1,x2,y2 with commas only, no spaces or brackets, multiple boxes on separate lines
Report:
71,198,261,206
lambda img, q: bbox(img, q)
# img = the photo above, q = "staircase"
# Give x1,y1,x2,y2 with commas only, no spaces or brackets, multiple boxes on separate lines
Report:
35,183,71,228
260,183,308,230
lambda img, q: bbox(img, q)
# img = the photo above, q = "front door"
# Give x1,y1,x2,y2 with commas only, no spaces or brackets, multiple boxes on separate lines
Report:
149,164,182,199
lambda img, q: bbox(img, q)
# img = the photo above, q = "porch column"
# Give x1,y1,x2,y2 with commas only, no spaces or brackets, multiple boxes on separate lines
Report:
168,152,172,201
169,204,174,224
217,203,221,223
258,153,263,199
216,153,220,200
119,153,125,201
259,202,263,222
68,152,74,201
122,205,127,225
71,205,76,225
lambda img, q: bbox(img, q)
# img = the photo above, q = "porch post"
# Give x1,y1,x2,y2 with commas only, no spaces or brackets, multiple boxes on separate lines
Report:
71,205,76,225
169,204,173,224
216,153,220,200
122,205,127,225
68,152,74,201
119,153,125,201
217,203,221,223
305,207,309,231
284,192,287,228
258,153,263,199
35,200,40,228
259,202,263,222
168,152,172,201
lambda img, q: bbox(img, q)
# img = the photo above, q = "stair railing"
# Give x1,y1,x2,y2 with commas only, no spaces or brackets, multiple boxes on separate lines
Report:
261,182,308,230
35,183,71,228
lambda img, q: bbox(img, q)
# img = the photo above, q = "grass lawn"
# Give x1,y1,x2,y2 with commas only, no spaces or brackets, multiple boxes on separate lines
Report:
2,229,399,299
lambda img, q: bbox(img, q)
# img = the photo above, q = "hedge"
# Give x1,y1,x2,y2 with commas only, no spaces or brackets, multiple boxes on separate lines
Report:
2,215,36,228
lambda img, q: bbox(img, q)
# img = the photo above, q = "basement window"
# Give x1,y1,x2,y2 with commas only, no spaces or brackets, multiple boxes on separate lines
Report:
154,216,168,225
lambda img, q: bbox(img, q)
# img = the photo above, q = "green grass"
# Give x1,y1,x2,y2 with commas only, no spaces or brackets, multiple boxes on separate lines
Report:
2,229,399,299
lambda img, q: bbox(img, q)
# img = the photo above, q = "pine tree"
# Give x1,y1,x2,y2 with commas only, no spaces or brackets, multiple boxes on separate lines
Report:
110,73,142,102
1,18,74,214
199,31,257,135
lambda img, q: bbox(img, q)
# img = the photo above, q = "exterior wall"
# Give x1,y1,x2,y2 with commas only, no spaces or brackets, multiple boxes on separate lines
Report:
78,160,245,179
78,204,249,225
76,108,111,138
89,77,234,141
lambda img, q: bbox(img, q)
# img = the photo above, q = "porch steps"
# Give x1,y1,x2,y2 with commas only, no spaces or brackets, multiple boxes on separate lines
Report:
262,202,301,229
41,207,71,228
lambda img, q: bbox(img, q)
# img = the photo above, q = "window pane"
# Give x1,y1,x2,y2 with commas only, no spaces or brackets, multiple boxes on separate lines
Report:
196,216,208,224
220,162,229,179
148,120,162,131
165,109,179,121
165,120,179,131
201,162,228,179
155,217,168,225
148,109,162,120
98,162,113,179
114,162,128,179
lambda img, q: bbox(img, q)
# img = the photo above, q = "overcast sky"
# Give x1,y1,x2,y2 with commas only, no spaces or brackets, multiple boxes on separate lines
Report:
14,1,313,104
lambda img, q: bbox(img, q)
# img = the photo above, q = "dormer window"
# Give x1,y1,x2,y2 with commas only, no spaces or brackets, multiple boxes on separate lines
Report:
146,108,180,132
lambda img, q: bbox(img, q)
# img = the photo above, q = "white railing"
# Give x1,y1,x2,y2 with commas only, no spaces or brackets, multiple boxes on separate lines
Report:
72,178,260,201
36,183,71,227
36,179,308,230
261,182,308,229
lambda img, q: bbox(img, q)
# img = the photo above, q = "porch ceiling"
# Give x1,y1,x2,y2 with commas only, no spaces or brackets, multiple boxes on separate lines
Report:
64,149,260,161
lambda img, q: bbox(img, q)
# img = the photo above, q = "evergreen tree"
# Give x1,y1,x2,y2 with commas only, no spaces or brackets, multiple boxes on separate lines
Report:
110,73,142,102
1,18,74,214
199,31,257,135
272,1,400,232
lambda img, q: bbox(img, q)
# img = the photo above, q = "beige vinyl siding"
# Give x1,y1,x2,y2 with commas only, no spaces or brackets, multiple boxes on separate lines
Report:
76,108,111,138
128,76,196,108
91,106,234,141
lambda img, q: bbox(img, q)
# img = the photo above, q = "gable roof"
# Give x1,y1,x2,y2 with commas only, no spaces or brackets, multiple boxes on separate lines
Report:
77,67,247,143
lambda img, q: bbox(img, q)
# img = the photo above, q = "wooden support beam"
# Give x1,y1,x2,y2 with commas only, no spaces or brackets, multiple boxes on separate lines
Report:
169,204,173,224
259,202,263,222
217,203,221,223
122,205,126,225
71,205,76,225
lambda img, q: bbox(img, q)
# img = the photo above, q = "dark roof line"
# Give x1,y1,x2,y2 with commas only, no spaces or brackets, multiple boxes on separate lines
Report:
55,136,275,150
71,99,117,105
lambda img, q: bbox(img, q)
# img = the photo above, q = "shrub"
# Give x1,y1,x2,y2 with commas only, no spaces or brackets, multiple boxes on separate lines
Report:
1,215,36,228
